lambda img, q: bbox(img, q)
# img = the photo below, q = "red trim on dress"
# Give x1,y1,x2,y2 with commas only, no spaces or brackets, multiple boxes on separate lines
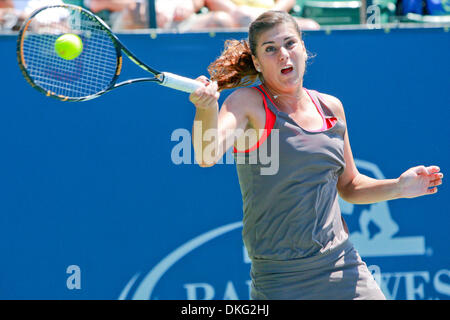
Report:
233,87,338,154
305,89,327,131
305,89,338,131
325,117,338,129
311,90,338,130
262,86,338,131
233,86,276,153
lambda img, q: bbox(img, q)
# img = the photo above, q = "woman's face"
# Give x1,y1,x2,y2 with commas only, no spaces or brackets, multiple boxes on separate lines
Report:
252,22,306,94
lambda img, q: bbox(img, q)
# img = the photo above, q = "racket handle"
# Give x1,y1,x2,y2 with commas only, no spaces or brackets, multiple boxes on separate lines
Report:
160,72,204,93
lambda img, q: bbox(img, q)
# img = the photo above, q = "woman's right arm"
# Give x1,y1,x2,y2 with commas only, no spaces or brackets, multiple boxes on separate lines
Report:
189,77,259,167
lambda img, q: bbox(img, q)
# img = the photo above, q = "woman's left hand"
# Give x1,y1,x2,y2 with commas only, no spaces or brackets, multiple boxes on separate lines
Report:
398,165,443,198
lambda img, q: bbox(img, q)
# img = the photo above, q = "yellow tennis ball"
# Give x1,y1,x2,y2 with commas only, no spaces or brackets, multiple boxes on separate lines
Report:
54,33,83,60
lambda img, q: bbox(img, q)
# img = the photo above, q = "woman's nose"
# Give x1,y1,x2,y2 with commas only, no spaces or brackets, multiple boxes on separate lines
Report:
279,47,289,61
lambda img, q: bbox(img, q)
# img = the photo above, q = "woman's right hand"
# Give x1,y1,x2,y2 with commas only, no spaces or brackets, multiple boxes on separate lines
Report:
189,76,220,110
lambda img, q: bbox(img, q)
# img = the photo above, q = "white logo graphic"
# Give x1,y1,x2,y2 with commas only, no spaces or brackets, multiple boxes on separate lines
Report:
170,124,280,175
119,222,244,300
119,159,427,299
341,159,426,257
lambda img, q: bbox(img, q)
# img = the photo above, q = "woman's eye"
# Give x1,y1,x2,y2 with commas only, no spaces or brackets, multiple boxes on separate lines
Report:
286,40,296,48
265,46,276,53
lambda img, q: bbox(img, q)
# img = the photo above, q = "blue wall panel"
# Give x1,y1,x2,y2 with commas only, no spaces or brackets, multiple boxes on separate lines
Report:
0,28,449,300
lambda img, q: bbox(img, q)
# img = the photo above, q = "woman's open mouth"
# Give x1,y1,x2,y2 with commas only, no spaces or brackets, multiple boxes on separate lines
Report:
281,66,294,74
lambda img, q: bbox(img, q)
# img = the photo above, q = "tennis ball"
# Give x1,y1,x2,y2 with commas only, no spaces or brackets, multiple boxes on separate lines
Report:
54,33,83,60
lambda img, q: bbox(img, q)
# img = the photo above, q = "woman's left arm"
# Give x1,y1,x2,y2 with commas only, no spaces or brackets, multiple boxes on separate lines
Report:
321,94,444,205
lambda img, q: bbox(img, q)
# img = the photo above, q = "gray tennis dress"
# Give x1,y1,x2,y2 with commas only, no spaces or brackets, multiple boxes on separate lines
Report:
233,85,386,300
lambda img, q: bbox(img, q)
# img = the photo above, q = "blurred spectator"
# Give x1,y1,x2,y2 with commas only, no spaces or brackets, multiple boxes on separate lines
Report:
155,0,206,29
202,0,320,30
0,0,13,10
0,0,64,31
0,0,13,7
0,0,16,30
0,0,147,31
0,0,320,32
84,0,148,30
155,0,320,31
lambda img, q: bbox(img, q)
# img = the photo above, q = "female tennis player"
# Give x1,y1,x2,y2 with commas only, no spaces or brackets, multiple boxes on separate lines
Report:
188,11,443,300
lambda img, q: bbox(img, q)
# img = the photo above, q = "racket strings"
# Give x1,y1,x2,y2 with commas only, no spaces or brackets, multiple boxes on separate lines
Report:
21,7,118,99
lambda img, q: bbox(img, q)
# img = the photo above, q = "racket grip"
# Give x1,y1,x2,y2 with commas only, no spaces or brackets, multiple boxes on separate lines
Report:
160,72,204,93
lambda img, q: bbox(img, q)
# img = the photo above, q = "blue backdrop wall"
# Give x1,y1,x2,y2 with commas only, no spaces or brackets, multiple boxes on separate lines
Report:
0,27,449,300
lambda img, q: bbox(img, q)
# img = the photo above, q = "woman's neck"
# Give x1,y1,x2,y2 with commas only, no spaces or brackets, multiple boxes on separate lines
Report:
262,82,308,114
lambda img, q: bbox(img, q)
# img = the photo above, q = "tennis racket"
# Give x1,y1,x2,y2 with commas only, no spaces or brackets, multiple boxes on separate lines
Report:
17,4,203,102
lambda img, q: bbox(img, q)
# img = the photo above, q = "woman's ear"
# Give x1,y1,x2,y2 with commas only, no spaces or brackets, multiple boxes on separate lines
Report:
302,40,307,61
252,55,261,72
